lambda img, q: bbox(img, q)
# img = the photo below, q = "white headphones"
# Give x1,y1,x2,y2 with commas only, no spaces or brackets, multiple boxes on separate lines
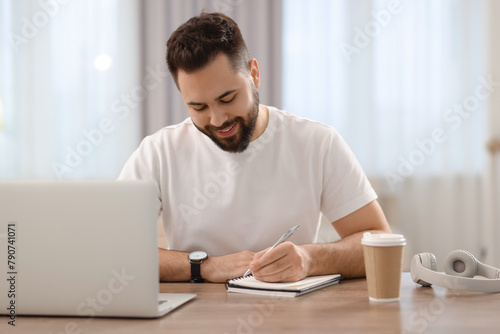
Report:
410,250,500,293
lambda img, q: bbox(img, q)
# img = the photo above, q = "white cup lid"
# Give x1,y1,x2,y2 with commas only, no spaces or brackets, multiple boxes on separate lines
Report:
361,232,406,246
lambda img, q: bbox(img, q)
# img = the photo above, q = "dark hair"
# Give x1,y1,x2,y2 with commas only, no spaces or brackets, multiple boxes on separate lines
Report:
166,12,250,87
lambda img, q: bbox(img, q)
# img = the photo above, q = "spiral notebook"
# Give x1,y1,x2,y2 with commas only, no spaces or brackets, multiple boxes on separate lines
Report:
225,274,342,297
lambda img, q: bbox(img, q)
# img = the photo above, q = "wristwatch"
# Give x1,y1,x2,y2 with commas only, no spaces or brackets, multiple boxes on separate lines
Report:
189,251,208,283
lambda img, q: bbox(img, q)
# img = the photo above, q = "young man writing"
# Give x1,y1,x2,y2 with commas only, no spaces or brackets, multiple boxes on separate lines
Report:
118,12,391,283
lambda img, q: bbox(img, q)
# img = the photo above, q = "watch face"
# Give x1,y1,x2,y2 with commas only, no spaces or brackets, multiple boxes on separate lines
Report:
189,251,207,261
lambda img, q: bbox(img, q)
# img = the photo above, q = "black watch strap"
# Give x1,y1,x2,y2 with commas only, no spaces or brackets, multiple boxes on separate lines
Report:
190,262,204,283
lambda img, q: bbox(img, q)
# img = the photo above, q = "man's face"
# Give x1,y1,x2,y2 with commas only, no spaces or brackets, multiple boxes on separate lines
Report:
177,54,261,153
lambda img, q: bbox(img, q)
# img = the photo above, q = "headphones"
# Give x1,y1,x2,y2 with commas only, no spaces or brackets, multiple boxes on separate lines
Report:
410,250,500,293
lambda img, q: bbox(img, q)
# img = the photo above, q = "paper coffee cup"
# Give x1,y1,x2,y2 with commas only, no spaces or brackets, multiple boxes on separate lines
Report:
362,232,406,302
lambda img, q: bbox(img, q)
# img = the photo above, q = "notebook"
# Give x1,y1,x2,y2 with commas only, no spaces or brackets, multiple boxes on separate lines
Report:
225,274,342,297
0,180,196,318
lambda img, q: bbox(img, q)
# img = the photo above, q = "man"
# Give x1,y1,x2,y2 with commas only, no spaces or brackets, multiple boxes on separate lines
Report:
119,12,391,283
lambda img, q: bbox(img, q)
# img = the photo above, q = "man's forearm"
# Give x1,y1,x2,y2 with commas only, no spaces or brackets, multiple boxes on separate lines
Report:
159,249,191,282
158,248,254,283
302,200,393,279
302,229,388,278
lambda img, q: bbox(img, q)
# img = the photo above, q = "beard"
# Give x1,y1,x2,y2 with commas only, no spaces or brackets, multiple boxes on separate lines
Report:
194,86,260,153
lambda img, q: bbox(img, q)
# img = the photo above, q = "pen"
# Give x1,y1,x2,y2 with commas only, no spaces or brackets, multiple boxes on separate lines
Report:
243,224,300,277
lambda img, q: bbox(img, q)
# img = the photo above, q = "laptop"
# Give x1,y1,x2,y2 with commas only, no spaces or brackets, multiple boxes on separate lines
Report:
0,180,195,318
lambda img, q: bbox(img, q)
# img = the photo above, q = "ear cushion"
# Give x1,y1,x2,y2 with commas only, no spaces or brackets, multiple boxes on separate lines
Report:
420,252,437,271
411,253,437,287
444,250,478,278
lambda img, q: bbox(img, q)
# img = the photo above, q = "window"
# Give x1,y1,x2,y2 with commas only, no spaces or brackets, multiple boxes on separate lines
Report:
282,0,487,183
0,0,141,179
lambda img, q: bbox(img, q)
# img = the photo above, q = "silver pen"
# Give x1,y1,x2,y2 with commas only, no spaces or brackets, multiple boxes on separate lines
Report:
243,224,300,277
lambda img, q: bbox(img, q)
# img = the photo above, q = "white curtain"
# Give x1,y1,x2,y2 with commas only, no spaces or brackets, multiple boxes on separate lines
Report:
0,0,141,180
140,0,282,135
484,0,500,267
283,0,491,268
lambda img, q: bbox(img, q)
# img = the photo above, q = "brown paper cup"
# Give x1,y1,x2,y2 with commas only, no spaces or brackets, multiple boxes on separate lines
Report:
362,233,406,302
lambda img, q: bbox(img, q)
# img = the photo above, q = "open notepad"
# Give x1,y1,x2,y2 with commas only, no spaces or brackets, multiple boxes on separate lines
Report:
225,274,342,297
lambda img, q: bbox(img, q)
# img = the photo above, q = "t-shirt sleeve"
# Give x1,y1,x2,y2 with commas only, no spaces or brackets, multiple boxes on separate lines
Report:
117,137,162,216
320,129,377,223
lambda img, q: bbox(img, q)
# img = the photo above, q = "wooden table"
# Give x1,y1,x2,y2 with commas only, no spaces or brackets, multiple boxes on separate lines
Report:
3,273,500,334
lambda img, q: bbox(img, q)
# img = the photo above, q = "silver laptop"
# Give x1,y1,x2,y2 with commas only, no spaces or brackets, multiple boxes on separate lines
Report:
0,180,195,318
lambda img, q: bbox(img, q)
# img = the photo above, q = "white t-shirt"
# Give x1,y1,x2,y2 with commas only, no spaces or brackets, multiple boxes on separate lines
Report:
118,106,377,256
